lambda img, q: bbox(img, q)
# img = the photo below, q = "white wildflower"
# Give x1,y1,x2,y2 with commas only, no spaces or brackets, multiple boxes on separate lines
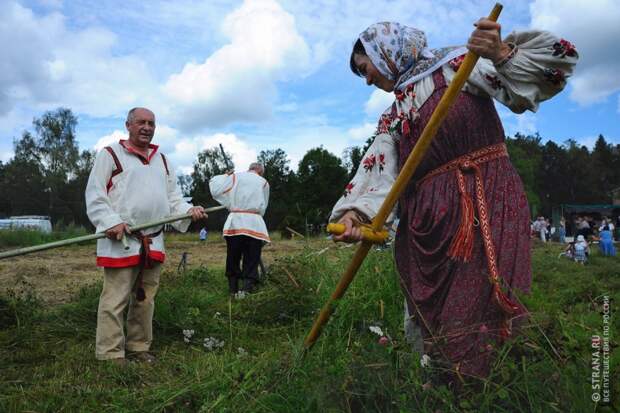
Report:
237,347,247,357
420,354,431,368
369,326,384,337
235,291,247,300
203,337,225,351
182,329,195,343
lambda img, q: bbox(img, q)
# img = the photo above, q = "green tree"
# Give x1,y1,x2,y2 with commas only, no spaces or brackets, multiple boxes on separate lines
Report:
177,175,192,197
0,156,49,217
539,140,569,214
343,137,375,181
190,147,233,229
294,146,348,231
591,135,616,202
62,150,96,228
257,148,294,230
563,139,598,204
506,133,542,216
33,108,79,179
4,108,81,223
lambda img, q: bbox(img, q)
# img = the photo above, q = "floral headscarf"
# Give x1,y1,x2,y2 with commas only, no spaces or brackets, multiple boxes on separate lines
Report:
358,22,467,91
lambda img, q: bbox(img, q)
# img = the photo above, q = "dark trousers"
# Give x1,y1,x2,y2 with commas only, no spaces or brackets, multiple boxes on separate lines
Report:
225,235,263,292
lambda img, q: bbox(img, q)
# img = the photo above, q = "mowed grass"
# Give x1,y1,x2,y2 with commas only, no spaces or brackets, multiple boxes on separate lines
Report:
0,240,618,412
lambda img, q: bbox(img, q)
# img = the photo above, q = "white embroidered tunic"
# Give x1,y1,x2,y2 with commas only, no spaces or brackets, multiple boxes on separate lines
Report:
86,140,193,267
209,171,270,242
331,30,578,224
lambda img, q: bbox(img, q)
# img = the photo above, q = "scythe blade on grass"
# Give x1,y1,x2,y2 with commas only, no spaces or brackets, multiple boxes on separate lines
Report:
303,3,504,350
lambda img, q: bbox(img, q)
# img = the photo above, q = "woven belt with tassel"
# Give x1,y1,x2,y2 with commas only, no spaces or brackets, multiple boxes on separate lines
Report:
131,228,163,302
417,142,521,338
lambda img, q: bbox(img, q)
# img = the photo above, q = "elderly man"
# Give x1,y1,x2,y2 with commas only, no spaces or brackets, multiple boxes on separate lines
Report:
209,163,270,296
86,107,206,365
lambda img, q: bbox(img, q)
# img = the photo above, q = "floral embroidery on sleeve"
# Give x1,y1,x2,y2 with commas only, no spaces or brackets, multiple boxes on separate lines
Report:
376,113,393,134
552,39,577,58
449,54,466,72
343,182,355,197
363,154,376,172
485,74,503,90
362,152,387,174
544,68,565,85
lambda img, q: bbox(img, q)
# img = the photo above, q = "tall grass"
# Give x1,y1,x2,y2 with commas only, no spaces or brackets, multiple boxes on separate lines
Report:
0,224,89,248
0,242,618,412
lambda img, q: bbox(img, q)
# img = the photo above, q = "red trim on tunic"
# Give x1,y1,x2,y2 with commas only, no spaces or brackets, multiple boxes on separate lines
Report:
222,174,236,194
119,140,160,165
230,209,259,214
160,153,169,176
96,250,166,267
104,146,123,193
223,228,270,242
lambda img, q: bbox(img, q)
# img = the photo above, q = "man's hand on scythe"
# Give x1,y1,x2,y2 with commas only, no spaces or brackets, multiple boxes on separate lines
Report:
105,223,130,240
187,206,208,221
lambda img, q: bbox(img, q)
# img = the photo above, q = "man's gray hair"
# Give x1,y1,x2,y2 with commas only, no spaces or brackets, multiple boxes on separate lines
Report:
126,107,153,123
249,162,265,175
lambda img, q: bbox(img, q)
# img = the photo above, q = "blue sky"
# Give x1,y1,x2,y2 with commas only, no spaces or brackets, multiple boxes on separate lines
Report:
1,0,619,174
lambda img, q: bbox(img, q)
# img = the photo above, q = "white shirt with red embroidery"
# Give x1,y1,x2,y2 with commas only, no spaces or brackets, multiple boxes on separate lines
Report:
209,171,270,242
331,30,577,225
85,140,193,267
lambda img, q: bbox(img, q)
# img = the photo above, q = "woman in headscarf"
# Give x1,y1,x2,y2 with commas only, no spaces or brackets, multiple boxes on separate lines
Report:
330,17,578,380
574,235,589,263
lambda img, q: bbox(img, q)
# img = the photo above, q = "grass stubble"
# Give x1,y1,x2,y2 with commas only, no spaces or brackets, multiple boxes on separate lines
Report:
0,237,618,412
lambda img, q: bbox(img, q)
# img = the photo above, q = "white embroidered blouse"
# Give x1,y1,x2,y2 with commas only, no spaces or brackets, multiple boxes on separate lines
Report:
330,30,578,224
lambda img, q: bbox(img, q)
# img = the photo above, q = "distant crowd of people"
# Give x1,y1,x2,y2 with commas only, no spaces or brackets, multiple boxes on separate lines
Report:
532,214,617,263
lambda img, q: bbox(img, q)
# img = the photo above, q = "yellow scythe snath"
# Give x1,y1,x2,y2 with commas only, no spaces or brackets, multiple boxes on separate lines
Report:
304,3,504,350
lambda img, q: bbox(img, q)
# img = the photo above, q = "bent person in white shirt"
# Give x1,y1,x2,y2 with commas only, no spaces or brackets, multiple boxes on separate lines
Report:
209,163,270,295
85,107,207,366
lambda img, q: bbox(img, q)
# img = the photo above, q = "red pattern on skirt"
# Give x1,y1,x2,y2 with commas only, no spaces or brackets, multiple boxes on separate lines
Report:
394,70,532,379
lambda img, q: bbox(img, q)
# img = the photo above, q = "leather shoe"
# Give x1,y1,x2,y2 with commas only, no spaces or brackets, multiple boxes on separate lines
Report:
130,352,156,364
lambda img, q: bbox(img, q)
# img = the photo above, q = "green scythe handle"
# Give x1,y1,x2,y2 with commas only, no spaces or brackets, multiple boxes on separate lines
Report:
303,3,504,350
0,205,226,260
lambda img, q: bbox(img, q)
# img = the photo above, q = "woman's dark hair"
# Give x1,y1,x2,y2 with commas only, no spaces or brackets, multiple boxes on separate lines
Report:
349,39,367,77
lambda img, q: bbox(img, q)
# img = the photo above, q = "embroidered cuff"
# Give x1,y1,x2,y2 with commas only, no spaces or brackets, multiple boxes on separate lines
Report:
493,43,517,68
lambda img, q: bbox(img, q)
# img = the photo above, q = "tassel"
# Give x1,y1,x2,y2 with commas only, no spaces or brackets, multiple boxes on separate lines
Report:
499,325,511,340
136,287,146,302
448,188,475,261
402,119,410,136
492,283,520,315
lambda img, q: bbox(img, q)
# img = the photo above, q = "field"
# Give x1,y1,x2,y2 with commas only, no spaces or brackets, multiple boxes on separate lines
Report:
0,233,618,412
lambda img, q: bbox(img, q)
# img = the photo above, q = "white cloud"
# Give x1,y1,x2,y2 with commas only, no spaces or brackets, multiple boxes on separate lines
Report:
529,0,620,105
0,150,14,163
93,127,258,176
93,130,126,151
364,89,394,118
496,105,538,137
163,0,312,132
181,133,258,174
516,112,538,136
347,122,376,141
0,1,160,118
574,135,599,150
